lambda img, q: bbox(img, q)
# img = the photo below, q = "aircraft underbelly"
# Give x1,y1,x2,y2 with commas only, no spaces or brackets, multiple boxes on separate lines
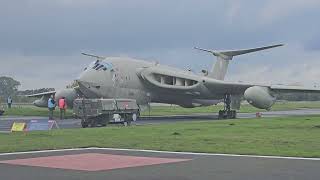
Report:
82,82,149,105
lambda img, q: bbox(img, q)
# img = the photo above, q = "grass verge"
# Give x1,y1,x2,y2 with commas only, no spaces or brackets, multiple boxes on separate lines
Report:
141,101,320,116
1,115,320,157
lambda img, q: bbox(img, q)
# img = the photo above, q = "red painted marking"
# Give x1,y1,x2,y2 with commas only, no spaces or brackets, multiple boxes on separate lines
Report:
0,153,191,171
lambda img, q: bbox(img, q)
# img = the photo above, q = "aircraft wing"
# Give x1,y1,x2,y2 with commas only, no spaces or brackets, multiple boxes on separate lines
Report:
203,78,320,95
138,65,320,95
269,85,320,93
25,91,56,97
203,78,255,95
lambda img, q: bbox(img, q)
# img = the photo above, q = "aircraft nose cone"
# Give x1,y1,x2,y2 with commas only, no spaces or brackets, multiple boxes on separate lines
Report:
77,68,106,98
78,70,95,84
77,77,101,98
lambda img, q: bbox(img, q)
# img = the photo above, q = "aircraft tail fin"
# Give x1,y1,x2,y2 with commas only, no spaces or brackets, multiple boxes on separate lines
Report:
194,44,284,80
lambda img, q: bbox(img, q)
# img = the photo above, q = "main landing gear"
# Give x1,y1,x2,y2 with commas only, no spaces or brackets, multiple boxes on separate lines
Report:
218,94,237,119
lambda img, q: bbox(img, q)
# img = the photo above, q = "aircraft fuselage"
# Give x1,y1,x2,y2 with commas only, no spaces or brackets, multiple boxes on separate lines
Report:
77,57,223,108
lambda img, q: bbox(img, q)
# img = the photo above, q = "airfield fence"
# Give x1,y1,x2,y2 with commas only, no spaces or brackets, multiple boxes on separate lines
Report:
0,103,34,109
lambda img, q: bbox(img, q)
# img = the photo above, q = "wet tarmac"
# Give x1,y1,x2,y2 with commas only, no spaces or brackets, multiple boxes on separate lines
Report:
0,148,319,180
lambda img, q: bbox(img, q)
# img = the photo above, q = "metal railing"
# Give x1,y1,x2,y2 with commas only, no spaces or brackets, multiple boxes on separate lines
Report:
0,103,34,109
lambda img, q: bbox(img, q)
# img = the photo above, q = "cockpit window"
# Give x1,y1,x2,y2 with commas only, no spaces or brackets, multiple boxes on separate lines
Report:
96,64,104,70
85,60,114,71
93,63,100,69
88,60,99,68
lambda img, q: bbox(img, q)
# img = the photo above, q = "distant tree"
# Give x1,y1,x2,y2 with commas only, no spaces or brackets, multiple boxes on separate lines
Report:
276,92,320,101
0,76,21,98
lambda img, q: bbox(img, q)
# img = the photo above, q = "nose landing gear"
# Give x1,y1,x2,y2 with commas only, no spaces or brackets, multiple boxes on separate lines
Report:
218,94,237,119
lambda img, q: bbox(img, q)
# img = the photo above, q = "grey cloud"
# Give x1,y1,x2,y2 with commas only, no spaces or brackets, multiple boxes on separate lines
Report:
1,0,320,89
0,0,292,55
304,36,320,52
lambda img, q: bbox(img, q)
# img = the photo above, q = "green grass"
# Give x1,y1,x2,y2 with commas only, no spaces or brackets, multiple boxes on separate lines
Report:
2,106,74,118
141,101,320,116
1,116,320,157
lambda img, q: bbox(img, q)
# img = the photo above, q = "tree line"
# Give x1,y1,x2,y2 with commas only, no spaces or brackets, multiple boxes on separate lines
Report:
0,76,54,103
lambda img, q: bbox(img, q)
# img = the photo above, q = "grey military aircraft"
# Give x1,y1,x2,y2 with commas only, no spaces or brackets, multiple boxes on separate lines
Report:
28,44,320,118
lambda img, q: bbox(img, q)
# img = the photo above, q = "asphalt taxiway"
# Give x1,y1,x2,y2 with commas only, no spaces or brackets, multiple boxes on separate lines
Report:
0,148,319,180
1,109,320,132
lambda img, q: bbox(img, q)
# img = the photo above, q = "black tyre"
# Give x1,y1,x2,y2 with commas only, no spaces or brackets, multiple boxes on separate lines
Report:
218,110,223,119
136,110,140,119
127,120,132,126
81,119,88,128
90,118,97,127
232,111,237,119
227,111,233,119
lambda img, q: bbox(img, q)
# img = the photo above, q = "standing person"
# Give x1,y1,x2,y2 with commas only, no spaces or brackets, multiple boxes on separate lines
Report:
58,97,67,120
7,96,12,109
48,95,56,120
0,98,4,115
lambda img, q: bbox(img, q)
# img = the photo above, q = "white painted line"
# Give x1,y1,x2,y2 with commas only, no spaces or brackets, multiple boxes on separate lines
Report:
0,131,10,133
90,147,320,161
0,148,93,156
0,147,320,161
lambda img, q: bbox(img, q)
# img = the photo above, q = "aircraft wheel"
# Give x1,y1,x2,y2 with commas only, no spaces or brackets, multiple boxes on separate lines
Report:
90,118,97,127
0,110,4,116
127,120,132,126
227,111,233,119
81,119,89,128
218,110,224,119
232,110,237,119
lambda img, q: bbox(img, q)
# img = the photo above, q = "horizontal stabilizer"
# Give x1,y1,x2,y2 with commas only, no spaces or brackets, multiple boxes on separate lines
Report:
81,53,106,60
195,43,284,80
195,44,283,60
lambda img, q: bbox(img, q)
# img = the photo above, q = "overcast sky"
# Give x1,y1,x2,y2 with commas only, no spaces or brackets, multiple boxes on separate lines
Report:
1,0,320,90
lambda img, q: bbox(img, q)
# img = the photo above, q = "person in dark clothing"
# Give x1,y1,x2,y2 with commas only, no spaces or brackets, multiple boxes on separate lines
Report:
7,96,12,109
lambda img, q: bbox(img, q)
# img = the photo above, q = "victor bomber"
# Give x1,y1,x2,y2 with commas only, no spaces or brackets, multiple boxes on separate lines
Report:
28,44,320,119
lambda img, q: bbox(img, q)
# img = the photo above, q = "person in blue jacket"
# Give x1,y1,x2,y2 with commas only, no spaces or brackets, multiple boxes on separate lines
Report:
48,95,56,120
